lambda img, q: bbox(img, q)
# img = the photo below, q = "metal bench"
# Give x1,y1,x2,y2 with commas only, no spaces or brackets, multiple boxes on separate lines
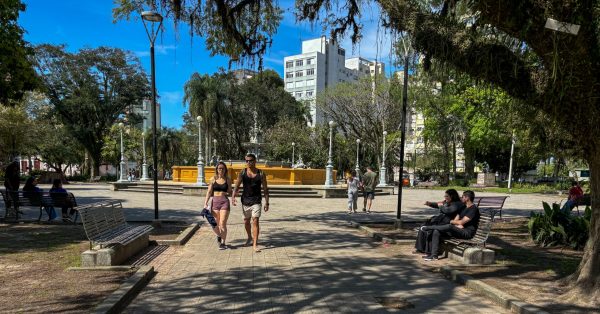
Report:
78,203,153,249
475,196,509,220
1,190,52,220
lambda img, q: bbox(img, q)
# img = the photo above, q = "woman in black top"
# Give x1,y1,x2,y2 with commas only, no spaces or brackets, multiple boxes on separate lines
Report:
204,161,232,250
414,189,465,254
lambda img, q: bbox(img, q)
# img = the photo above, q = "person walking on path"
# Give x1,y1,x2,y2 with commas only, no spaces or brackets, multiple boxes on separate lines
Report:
232,153,270,252
204,161,232,250
420,190,480,261
347,170,362,214
361,166,378,213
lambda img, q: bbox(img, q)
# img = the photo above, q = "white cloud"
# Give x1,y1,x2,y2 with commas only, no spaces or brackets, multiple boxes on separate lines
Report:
134,45,177,58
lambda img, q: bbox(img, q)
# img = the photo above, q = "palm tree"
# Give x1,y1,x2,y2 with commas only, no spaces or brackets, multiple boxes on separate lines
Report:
157,127,182,177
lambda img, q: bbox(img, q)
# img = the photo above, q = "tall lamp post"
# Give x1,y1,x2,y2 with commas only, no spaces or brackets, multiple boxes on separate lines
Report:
396,38,410,226
325,120,336,187
378,131,388,186
142,10,163,220
141,131,150,181
213,139,217,160
355,139,361,173
292,142,296,167
196,116,206,186
118,122,127,182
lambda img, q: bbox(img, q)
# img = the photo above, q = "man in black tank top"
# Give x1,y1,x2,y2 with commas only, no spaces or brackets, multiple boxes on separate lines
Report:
232,153,270,252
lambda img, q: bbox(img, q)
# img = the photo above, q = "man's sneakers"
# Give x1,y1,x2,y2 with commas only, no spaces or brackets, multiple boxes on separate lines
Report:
423,255,439,261
217,236,222,244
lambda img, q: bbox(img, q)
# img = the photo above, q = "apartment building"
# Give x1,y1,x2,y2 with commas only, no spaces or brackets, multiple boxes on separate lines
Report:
283,37,384,126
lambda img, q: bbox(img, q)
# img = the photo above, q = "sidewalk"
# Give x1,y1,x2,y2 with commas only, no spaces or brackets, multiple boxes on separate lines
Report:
125,217,506,313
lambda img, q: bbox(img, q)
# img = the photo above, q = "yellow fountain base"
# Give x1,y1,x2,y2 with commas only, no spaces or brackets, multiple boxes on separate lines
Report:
172,164,337,185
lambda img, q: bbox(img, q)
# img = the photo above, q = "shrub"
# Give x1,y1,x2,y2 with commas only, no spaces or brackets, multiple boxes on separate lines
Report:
528,202,591,250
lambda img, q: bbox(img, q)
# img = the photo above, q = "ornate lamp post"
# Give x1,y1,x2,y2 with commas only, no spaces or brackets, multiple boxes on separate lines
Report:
141,10,163,220
196,116,206,186
117,122,127,182
378,130,388,186
355,139,361,173
292,142,296,166
325,120,336,187
141,131,149,181
213,139,217,159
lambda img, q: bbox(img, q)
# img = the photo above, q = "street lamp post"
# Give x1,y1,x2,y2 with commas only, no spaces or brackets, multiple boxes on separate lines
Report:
141,131,149,181
396,42,410,225
213,139,217,160
142,10,163,220
118,123,127,182
196,116,206,186
325,120,336,187
355,139,361,173
378,131,388,186
292,142,296,167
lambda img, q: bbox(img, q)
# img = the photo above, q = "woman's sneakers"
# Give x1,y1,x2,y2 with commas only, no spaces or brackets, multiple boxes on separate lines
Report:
219,243,227,250
423,255,439,261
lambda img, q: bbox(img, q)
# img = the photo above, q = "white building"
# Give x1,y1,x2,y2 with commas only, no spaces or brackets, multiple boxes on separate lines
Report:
283,37,384,126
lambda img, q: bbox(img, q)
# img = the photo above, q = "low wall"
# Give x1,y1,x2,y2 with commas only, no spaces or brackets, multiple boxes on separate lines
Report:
172,165,336,185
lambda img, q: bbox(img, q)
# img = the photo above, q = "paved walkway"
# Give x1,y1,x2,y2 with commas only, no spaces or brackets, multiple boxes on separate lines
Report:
8,183,560,312
125,219,505,313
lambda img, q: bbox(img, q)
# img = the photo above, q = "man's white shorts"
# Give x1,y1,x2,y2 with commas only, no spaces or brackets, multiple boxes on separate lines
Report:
242,204,262,219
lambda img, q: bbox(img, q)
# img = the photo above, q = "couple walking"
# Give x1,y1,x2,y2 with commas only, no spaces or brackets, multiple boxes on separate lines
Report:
202,153,270,252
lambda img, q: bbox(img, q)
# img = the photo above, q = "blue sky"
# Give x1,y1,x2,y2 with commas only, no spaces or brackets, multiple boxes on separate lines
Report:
20,0,395,128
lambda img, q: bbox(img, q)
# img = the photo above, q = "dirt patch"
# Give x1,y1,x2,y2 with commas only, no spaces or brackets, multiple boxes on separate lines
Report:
148,225,189,241
368,218,598,313
0,223,135,313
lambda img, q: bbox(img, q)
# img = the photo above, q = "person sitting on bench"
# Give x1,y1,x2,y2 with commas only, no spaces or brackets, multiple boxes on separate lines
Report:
23,176,57,220
49,179,75,222
420,190,480,261
414,189,465,255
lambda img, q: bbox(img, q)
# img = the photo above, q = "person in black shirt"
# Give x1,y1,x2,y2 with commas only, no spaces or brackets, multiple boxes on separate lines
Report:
414,189,465,254
232,153,270,252
421,190,480,261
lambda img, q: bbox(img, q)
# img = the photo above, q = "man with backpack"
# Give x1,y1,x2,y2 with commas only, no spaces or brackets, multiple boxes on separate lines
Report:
232,153,270,252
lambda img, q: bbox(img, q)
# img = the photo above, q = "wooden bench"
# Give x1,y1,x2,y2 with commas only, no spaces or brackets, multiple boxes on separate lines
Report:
475,196,509,220
78,204,153,250
442,210,496,264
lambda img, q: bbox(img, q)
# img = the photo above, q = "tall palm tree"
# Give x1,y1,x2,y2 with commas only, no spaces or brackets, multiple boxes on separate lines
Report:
157,127,182,176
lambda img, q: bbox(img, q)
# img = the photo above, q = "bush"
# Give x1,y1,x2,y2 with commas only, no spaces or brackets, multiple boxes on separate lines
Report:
528,201,591,250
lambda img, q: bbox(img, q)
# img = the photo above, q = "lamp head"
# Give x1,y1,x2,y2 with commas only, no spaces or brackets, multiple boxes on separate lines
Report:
141,11,163,23
213,139,217,144
356,139,360,144
328,120,336,127
196,116,202,123
118,122,124,128
292,142,295,146
383,131,388,136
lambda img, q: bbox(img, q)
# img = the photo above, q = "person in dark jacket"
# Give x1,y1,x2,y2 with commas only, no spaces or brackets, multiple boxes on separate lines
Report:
3,161,21,215
414,189,465,254
23,176,56,220
49,179,75,222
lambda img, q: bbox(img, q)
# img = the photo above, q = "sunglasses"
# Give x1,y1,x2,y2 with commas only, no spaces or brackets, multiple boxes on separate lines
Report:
245,159,255,163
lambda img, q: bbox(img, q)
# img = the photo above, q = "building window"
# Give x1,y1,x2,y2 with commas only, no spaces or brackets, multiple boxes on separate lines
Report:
296,60,303,66
307,58,314,65
295,92,302,98
286,61,293,68
306,90,313,97
286,72,293,78
306,68,314,76
306,79,314,86
286,82,293,89
295,71,303,77
295,81,305,88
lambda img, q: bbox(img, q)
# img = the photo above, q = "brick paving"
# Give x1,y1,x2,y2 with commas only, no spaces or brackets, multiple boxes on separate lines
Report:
9,183,560,312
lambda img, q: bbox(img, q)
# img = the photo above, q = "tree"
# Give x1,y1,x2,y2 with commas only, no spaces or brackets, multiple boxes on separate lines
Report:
33,45,149,178
114,0,600,301
0,0,37,106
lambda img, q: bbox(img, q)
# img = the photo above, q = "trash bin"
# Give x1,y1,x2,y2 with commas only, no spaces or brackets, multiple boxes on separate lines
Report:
402,178,410,187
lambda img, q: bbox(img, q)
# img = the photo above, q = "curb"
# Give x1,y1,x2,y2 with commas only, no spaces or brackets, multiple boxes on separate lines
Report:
155,222,199,246
67,266,136,271
440,266,550,314
350,221,413,244
93,265,155,314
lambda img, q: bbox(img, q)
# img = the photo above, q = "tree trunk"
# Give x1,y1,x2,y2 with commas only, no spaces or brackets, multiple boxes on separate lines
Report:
564,150,600,305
